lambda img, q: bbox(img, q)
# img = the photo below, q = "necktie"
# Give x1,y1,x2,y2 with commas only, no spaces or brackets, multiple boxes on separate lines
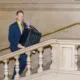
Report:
17,21,24,31
21,24,24,31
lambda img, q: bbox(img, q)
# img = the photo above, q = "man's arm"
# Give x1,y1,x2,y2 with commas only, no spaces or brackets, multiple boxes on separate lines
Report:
8,24,25,49
8,25,18,46
17,43,25,48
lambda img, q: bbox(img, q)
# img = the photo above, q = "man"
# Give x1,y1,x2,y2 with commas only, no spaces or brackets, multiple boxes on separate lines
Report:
8,10,27,80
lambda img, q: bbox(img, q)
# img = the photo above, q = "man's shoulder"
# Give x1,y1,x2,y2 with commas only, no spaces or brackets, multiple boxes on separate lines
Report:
9,22,17,28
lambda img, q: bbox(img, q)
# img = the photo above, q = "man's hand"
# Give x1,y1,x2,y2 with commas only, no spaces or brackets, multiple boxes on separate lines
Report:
17,43,25,49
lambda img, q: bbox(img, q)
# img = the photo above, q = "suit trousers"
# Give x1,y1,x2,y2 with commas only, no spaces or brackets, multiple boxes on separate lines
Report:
11,49,27,79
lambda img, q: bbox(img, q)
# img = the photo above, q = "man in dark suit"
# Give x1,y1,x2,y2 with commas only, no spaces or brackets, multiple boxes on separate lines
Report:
8,10,27,80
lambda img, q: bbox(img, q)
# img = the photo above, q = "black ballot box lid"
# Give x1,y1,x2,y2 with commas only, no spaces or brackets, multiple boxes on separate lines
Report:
19,27,42,47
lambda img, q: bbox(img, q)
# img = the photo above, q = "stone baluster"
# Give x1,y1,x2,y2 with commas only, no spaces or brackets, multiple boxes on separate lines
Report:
26,52,31,76
74,45,78,70
50,44,55,69
38,47,43,73
3,59,9,80
14,56,20,79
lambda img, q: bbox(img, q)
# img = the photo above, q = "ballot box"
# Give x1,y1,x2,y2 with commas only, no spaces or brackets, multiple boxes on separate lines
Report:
19,26,42,47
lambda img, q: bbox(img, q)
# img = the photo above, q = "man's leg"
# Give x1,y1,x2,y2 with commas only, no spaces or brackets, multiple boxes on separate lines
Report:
12,54,27,80
19,54,27,75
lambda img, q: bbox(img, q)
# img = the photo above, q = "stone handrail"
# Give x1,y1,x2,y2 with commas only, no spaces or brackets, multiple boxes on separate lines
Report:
0,39,56,61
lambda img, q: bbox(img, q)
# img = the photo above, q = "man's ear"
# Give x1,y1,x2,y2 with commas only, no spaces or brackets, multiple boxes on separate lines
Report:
16,16,17,19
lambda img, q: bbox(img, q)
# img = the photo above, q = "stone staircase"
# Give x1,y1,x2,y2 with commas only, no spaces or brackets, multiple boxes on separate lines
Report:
1,39,80,80
22,70,80,80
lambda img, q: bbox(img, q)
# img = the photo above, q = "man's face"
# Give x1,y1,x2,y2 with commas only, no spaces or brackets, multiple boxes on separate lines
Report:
16,12,24,23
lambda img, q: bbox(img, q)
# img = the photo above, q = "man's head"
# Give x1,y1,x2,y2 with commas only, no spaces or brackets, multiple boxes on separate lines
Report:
16,10,24,23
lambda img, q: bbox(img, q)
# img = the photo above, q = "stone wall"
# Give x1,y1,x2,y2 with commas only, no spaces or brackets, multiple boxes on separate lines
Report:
0,0,80,49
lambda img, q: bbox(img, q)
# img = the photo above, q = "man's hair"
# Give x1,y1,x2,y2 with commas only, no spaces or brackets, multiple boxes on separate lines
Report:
16,10,24,15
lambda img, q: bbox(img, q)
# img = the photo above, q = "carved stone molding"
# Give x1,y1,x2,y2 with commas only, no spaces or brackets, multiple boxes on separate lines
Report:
0,0,80,4
0,3,80,11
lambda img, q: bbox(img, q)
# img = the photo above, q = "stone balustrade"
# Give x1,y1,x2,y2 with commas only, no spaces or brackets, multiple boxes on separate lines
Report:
0,39,80,80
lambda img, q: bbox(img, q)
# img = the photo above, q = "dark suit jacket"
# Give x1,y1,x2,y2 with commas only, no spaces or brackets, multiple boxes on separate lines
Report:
8,21,27,52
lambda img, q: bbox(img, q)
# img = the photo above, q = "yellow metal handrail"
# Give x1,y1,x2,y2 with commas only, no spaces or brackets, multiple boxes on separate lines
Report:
0,22,80,52
42,22,80,36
